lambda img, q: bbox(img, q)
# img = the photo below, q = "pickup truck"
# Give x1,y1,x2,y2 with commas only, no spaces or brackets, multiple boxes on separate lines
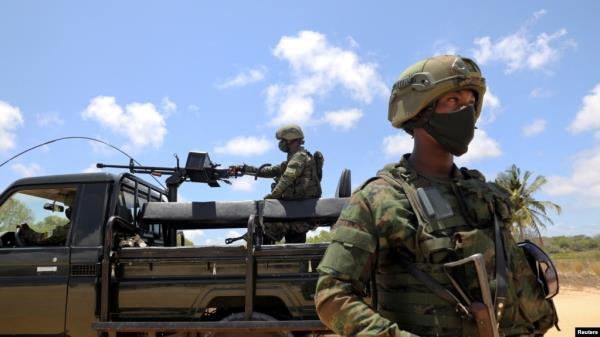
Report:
0,152,351,336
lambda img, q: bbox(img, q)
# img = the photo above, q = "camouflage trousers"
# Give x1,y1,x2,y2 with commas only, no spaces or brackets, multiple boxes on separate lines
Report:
263,221,315,243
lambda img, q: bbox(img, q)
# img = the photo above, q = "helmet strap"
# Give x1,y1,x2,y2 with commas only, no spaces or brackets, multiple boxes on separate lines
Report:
402,103,436,134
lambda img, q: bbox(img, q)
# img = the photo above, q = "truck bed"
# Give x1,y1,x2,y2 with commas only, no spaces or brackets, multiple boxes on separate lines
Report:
112,243,328,321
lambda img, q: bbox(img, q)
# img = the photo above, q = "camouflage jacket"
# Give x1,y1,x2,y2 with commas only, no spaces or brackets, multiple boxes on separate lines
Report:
316,155,555,337
247,147,321,200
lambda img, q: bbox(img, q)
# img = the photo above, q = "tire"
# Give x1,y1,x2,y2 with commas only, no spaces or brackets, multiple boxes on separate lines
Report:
202,312,293,337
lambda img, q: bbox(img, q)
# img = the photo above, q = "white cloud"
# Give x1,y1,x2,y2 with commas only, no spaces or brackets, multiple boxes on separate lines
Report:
36,112,64,127
433,40,459,56
182,230,204,245
161,97,177,116
218,66,267,89
82,164,103,173
382,133,414,157
226,230,242,238
568,83,600,137
322,108,363,130
230,176,257,192
530,87,553,98
523,119,547,137
383,130,501,163
81,96,167,150
11,163,42,177
270,95,314,125
456,129,502,165
214,136,272,156
545,147,600,206
0,100,24,152
268,31,388,126
188,104,200,112
480,88,501,125
472,10,572,73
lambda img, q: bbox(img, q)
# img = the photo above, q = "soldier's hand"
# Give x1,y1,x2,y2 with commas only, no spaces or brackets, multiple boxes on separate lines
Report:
228,165,245,176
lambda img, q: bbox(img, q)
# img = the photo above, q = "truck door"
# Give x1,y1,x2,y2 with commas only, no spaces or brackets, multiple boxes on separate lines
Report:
0,185,78,335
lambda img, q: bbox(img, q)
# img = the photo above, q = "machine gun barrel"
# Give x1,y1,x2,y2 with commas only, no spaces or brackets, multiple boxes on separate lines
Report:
96,163,177,175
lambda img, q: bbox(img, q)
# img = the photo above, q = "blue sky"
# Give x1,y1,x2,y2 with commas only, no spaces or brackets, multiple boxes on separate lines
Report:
1,1,600,244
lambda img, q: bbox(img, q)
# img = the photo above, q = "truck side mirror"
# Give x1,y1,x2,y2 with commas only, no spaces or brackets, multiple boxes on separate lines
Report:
43,202,64,213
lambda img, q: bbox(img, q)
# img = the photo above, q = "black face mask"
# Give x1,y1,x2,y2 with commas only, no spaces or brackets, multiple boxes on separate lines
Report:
423,105,476,156
278,140,289,153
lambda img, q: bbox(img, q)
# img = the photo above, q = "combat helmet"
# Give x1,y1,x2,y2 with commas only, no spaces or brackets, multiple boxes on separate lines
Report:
276,124,304,141
388,55,486,129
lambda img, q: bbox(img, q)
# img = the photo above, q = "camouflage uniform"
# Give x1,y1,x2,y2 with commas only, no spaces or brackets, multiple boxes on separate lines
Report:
315,55,557,337
316,157,556,337
245,145,322,243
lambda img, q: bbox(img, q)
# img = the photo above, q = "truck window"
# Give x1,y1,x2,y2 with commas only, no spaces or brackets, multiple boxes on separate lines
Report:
117,179,165,246
0,187,77,247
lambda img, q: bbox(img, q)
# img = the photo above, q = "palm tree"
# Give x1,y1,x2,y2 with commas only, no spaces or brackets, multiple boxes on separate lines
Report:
495,164,561,244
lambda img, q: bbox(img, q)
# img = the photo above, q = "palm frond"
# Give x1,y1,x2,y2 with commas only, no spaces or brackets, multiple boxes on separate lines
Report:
495,164,562,245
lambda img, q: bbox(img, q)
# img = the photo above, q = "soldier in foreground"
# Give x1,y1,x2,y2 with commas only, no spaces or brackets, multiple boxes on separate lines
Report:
315,55,558,336
232,124,323,243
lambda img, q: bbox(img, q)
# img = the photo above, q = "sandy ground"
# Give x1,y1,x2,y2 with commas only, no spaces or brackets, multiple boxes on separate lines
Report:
544,287,600,337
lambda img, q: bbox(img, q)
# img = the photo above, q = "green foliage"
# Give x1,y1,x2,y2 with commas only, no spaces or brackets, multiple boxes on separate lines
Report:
0,198,34,230
306,229,333,243
34,215,68,235
495,164,561,244
543,235,600,257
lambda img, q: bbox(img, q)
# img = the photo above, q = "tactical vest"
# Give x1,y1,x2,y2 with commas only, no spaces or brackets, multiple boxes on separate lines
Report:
370,163,555,337
278,149,322,200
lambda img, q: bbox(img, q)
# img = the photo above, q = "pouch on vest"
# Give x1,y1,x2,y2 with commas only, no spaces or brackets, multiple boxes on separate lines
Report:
317,226,376,282
456,180,512,228
452,228,497,302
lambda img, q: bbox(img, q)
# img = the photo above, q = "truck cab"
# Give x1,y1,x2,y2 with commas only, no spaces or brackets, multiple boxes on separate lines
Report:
0,172,166,335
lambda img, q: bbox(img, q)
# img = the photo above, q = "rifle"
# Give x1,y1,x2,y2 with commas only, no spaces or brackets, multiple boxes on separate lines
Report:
444,253,499,337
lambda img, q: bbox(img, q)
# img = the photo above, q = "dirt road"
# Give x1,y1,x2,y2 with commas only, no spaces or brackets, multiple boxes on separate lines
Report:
545,287,600,337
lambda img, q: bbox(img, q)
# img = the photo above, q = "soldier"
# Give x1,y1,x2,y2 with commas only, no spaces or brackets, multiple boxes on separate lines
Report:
232,124,323,243
315,55,557,337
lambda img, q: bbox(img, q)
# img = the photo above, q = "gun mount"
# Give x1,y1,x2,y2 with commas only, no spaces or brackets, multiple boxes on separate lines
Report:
97,152,230,202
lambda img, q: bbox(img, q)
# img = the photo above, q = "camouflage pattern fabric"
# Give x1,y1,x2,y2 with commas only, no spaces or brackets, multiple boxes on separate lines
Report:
316,155,556,337
246,147,321,200
263,221,315,243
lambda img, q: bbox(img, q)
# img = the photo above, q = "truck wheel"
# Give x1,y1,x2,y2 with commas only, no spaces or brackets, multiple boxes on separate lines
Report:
202,312,293,337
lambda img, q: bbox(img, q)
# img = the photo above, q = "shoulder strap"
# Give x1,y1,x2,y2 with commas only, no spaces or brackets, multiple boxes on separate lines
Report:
493,212,508,324
377,171,430,258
